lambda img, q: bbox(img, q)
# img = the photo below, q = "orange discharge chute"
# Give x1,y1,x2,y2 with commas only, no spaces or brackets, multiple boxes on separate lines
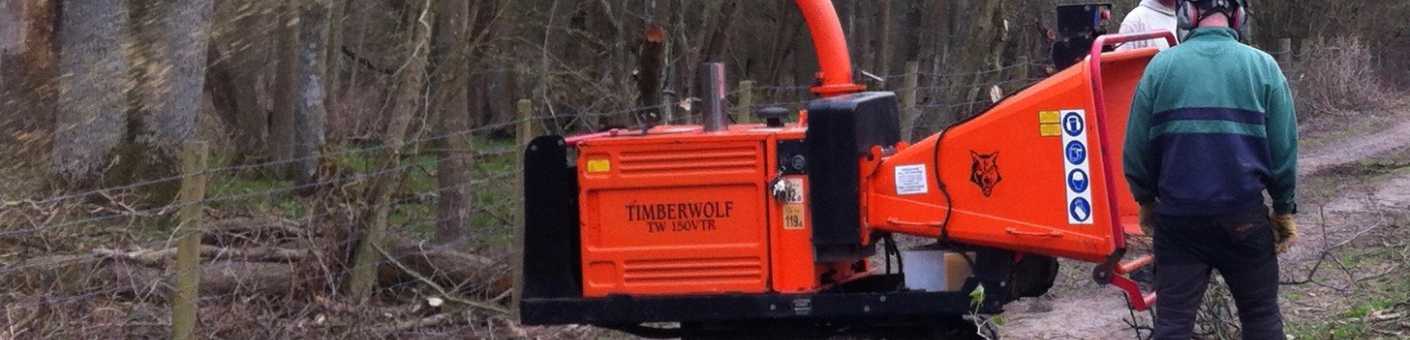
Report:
795,0,865,97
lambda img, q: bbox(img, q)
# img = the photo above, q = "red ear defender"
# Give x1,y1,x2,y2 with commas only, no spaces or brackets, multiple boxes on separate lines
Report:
1232,8,1242,29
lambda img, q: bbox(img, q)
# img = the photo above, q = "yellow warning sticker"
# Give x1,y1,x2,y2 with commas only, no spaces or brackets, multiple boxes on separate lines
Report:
783,204,805,230
1039,111,1062,124
1040,123,1062,137
586,159,611,173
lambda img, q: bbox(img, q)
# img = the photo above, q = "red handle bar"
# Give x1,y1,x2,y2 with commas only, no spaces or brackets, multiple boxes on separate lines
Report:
1087,31,1176,252
1085,31,1176,311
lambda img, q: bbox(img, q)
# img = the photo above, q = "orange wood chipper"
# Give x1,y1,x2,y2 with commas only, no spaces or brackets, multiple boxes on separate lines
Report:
517,1,1173,337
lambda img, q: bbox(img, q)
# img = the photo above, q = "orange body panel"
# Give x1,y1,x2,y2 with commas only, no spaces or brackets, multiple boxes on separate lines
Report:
865,49,1157,262
569,47,1159,297
576,125,822,297
767,172,822,293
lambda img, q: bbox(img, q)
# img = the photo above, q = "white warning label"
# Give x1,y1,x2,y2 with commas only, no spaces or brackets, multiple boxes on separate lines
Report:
895,164,929,195
1061,110,1095,225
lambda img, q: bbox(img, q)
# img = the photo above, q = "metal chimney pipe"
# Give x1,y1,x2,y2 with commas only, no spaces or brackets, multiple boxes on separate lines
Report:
699,63,728,132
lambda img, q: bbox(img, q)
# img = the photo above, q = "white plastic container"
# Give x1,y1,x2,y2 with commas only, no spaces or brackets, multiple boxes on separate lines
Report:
899,250,973,292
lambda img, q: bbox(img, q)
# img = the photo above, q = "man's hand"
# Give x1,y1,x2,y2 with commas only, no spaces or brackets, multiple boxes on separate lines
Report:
1139,205,1157,236
1271,214,1298,254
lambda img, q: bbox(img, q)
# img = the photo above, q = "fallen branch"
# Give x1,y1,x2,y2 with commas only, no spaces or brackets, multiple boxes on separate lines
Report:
5,253,298,299
94,245,309,267
204,217,307,246
381,238,512,294
373,243,509,315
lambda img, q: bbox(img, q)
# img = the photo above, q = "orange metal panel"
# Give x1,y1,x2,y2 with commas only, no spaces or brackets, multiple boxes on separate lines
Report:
766,168,819,293
576,124,810,297
864,49,1157,263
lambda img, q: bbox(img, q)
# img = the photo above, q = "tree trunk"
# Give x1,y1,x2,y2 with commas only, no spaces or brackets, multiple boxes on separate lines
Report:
685,0,731,102
430,0,473,244
876,0,893,78
293,0,329,186
122,0,215,200
701,0,737,64
203,43,267,165
270,6,299,178
636,23,666,121
52,0,128,187
325,0,347,99
900,0,924,62
206,0,273,166
0,0,58,153
347,0,431,301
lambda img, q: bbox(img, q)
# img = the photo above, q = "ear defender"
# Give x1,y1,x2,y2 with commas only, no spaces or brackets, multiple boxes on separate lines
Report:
1227,1,1248,40
1176,0,1195,30
1234,6,1250,38
1176,0,1249,41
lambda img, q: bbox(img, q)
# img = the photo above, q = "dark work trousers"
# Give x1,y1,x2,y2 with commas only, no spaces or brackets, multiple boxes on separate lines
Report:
1153,206,1285,340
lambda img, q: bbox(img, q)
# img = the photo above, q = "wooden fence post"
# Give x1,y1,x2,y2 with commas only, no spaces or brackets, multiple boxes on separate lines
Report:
511,99,532,318
171,141,209,340
1277,38,1293,65
737,80,755,124
899,61,919,141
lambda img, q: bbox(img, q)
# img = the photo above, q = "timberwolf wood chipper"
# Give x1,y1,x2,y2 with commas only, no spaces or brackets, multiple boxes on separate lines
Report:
516,1,1174,337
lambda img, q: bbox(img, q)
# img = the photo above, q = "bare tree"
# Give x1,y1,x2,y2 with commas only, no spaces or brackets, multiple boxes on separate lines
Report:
294,0,330,185
0,0,58,152
876,0,894,77
52,0,129,186
431,0,474,244
270,4,299,178
348,0,432,301
204,0,272,165
122,0,216,198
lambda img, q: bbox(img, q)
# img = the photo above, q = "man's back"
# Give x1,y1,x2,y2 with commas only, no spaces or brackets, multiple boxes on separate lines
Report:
1118,0,1178,50
1123,27,1298,217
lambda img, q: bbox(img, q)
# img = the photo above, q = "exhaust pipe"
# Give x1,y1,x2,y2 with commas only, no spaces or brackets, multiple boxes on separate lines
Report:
699,63,728,132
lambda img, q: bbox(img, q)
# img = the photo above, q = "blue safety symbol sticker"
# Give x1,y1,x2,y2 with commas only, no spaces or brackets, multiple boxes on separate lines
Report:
1069,197,1092,223
1065,141,1087,165
1067,169,1089,194
1063,111,1085,137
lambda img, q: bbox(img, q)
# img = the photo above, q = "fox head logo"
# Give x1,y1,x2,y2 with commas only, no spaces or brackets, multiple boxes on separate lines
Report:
970,151,1002,197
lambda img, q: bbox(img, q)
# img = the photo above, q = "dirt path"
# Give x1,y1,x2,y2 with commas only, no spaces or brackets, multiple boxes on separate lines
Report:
1300,118,1410,175
1000,264,1147,340
1000,110,1410,339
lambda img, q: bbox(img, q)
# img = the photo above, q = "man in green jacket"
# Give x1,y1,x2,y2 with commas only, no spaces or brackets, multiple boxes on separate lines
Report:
1122,0,1298,338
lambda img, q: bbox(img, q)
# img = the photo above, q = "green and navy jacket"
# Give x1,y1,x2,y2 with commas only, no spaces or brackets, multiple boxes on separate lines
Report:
1123,28,1298,216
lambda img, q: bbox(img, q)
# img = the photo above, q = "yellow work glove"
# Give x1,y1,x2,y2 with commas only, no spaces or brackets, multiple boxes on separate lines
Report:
1139,204,1157,237
1271,214,1298,254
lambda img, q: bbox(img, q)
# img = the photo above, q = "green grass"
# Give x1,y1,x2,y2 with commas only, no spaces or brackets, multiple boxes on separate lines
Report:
207,175,304,217
197,135,524,249
379,136,523,246
1287,260,1410,339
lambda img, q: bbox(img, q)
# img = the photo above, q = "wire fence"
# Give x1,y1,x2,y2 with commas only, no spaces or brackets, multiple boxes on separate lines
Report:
14,58,1346,338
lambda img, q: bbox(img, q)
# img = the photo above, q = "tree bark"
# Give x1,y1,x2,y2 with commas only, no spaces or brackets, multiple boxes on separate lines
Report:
0,0,58,153
636,23,667,122
293,0,329,186
122,0,215,200
203,42,267,165
430,0,473,244
876,0,894,78
325,0,347,99
348,0,431,302
270,5,300,178
52,0,129,186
